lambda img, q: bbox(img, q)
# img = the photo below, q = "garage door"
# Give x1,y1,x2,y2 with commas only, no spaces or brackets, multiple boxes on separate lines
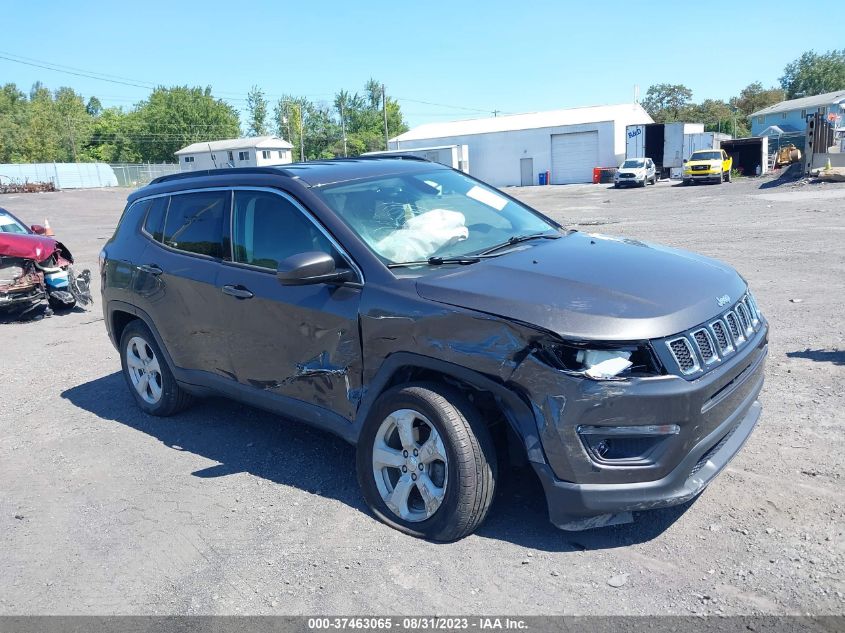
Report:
550,131,599,184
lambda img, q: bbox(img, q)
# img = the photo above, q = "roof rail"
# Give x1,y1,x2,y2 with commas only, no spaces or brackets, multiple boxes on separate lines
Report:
148,166,287,185
353,154,431,163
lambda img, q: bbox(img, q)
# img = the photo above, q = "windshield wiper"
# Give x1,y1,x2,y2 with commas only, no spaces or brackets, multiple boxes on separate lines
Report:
387,256,483,269
478,231,561,256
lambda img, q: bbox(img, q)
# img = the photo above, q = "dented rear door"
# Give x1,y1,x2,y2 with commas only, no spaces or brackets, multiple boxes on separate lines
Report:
218,188,363,422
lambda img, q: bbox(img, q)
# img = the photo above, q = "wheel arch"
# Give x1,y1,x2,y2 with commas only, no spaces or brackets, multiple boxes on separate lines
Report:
355,352,547,465
107,301,180,377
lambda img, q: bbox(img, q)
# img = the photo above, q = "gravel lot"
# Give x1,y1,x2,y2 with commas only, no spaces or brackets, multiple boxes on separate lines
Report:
0,174,842,616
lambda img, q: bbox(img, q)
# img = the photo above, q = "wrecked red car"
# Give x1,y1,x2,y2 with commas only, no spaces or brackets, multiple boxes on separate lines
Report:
0,208,92,314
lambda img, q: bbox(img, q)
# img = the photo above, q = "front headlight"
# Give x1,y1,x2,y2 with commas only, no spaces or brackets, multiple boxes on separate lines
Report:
711,162,721,171
577,349,632,378
538,342,662,380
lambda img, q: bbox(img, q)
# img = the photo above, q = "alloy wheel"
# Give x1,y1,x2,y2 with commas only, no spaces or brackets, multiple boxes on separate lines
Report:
125,336,163,405
371,408,448,522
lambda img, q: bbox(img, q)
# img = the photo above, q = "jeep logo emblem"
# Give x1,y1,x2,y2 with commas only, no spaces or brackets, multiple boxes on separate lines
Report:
716,294,731,307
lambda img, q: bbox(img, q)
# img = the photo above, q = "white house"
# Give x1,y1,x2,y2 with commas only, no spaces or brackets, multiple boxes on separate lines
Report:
175,136,294,171
388,103,653,186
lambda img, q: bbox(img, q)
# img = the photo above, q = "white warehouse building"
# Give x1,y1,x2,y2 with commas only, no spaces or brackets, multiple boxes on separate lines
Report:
388,103,653,186
175,136,294,171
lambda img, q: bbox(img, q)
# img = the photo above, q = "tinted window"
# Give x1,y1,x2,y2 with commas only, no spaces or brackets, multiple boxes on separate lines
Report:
162,191,227,258
142,197,168,242
232,190,336,270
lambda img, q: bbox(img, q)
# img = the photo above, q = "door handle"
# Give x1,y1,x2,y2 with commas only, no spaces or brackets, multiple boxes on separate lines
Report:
222,284,254,299
138,264,163,276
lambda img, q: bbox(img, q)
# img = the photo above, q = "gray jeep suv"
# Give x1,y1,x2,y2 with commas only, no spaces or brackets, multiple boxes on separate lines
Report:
100,158,768,541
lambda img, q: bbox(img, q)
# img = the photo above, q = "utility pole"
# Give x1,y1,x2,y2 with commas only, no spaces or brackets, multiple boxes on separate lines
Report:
298,103,305,162
492,110,500,117
340,99,348,157
382,84,389,150
66,116,78,162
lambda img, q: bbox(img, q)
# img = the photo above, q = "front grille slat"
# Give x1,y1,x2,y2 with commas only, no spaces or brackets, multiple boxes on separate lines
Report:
667,337,700,375
724,311,744,345
709,320,733,355
692,328,717,364
663,294,762,378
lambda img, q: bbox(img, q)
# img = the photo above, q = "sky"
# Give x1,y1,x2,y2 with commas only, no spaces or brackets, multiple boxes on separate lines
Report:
2,0,841,129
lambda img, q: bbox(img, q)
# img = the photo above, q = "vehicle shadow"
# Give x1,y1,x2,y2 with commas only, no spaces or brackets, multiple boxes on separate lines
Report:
786,348,845,366
62,372,691,552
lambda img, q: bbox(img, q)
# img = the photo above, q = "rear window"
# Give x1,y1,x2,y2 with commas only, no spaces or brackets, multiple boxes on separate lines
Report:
162,191,228,258
142,197,168,242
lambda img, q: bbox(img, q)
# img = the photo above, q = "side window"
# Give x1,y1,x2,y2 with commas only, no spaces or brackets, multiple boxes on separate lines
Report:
162,191,228,258
142,197,168,242
232,190,338,270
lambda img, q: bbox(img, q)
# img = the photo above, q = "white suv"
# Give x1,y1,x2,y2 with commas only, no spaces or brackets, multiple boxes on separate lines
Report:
615,157,657,188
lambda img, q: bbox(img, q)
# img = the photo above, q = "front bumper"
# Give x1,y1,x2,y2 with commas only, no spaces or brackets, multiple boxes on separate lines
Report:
533,379,762,530
684,171,721,182
0,286,46,309
512,316,768,530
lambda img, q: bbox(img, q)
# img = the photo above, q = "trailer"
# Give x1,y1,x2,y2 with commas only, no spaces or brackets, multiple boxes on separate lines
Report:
362,145,469,173
626,123,731,178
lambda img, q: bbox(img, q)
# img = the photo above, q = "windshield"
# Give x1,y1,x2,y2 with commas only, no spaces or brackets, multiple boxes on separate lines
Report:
315,169,558,264
0,211,28,234
622,159,644,168
691,151,721,161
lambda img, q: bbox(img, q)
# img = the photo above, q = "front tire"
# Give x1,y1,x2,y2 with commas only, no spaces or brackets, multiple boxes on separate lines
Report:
119,320,193,416
725,169,732,182
356,383,497,541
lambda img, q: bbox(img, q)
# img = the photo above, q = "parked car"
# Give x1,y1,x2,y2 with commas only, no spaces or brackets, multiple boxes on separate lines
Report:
683,149,733,185
101,158,768,541
0,207,92,312
614,157,657,188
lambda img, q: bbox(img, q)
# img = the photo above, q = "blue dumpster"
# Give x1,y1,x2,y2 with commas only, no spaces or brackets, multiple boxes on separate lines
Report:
538,172,546,186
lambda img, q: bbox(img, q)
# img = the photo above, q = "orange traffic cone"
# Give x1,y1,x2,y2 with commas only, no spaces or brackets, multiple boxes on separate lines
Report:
44,218,55,236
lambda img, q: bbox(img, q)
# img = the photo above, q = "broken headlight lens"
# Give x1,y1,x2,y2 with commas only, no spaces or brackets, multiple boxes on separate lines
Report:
540,342,661,379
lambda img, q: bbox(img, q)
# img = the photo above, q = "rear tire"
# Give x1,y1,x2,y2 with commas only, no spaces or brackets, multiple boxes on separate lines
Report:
119,320,193,416
356,383,497,541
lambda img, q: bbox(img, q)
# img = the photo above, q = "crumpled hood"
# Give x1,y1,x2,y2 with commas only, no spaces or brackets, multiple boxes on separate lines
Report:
415,232,747,340
0,233,58,262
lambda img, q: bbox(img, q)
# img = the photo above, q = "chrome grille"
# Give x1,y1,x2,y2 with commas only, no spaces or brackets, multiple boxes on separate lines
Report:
661,293,763,378
667,337,700,375
744,296,759,326
724,311,744,344
735,303,753,334
710,320,733,355
692,328,717,364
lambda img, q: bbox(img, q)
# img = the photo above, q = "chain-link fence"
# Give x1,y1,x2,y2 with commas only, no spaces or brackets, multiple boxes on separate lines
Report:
109,163,181,187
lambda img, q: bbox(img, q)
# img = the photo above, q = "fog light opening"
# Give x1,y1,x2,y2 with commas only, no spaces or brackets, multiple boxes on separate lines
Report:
595,440,611,459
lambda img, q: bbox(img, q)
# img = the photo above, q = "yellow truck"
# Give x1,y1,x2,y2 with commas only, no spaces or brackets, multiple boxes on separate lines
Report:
682,149,733,185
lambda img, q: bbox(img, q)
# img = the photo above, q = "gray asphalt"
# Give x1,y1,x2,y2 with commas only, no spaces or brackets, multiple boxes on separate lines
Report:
0,174,842,615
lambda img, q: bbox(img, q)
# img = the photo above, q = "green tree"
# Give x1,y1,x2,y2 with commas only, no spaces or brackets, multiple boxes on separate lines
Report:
132,86,240,162
246,85,269,136
86,96,102,117
85,107,140,163
731,82,785,116
641,83,693,122
0,83,28,162
780,49,845,98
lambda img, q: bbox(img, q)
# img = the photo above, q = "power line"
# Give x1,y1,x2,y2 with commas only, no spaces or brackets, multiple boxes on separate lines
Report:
0,50,503,119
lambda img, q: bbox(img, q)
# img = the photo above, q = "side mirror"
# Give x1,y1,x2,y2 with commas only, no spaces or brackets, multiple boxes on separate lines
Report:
30,224,46,235
276,251,356,286
682,159,688,164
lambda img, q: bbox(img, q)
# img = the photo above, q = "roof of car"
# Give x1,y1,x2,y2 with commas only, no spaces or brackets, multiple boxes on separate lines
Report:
140,156,445,194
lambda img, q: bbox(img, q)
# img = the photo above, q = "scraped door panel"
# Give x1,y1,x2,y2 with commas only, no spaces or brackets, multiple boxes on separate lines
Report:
219,189,363,422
